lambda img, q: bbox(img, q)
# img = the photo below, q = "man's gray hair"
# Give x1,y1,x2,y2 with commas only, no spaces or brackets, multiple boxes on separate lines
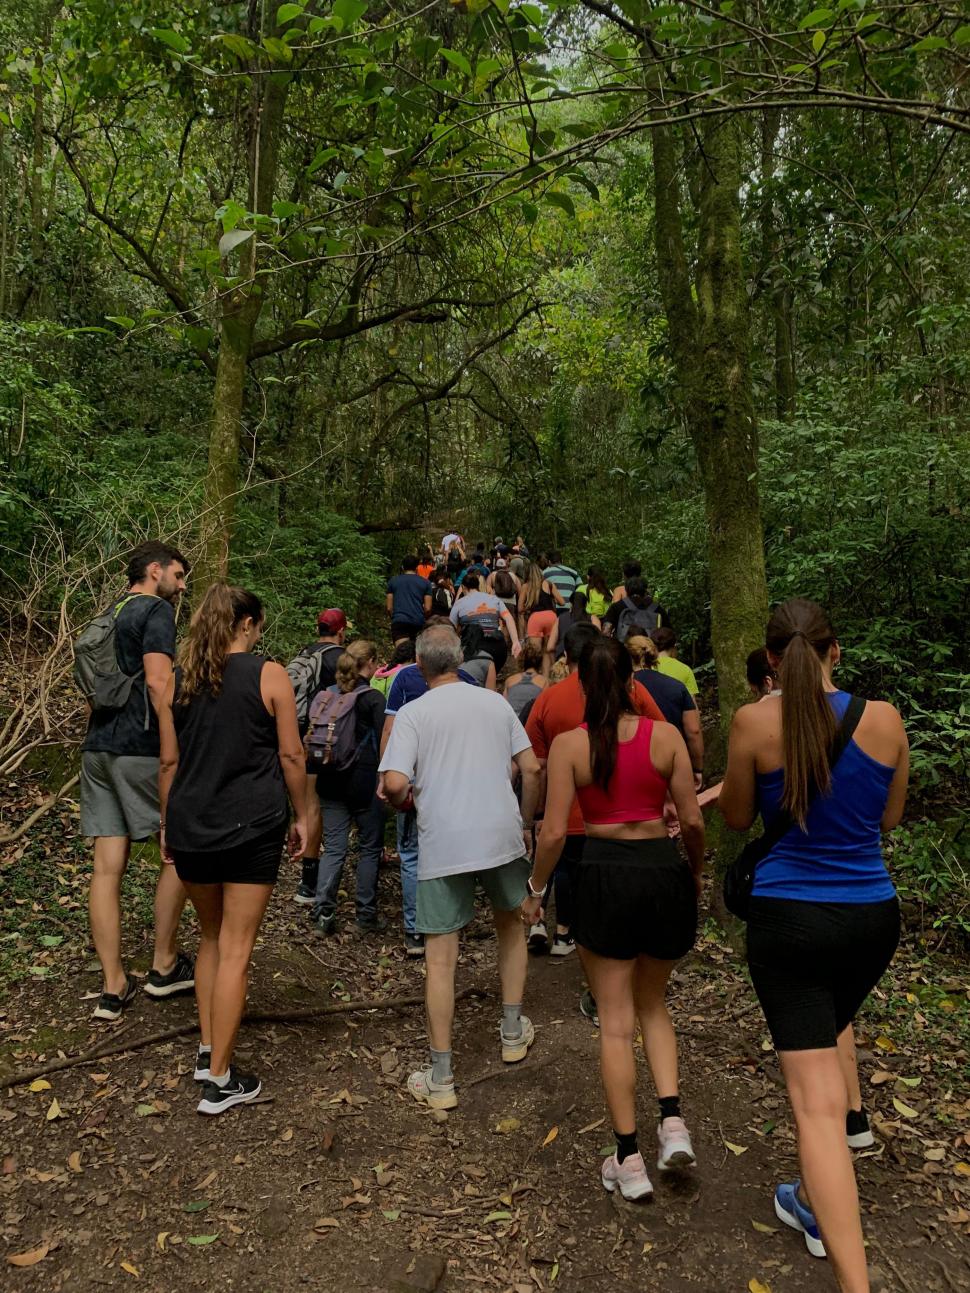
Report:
416,624,463,678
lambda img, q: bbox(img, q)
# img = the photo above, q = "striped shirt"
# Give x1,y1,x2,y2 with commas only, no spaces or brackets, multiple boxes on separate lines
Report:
543,564,579,601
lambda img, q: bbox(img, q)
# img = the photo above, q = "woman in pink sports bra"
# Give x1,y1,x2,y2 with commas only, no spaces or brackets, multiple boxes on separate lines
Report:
522,637,705,1203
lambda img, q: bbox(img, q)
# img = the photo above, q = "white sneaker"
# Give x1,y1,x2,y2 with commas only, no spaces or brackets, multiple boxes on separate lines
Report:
500,1015,535,1063
550,933,575,957
407,1067,458,1110
657,1116,696,1171
528,921,548,954
601,1150,653,1200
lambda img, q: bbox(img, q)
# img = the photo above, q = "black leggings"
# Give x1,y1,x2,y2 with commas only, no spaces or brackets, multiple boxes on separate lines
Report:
747,896,900,1051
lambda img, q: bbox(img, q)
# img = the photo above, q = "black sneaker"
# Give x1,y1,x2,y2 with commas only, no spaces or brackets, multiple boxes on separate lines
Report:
846,1107,875,1150
579,989,599,1028
404,932,425,958
314,912,337,937
92,972,138,1022
292,882,316,906
196,1067,261,1116
194,1048,212,1083
357,914,387,934
144,951,195,998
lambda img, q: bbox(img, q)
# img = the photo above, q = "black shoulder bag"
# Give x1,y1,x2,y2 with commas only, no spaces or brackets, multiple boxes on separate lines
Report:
723,695,866,920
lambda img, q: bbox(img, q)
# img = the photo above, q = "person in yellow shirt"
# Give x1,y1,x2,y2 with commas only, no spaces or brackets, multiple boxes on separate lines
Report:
574,565,611,619
651,627,699,697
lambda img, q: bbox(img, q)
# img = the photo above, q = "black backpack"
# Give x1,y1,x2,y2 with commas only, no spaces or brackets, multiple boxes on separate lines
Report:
616,597,661,643
73,593,156,727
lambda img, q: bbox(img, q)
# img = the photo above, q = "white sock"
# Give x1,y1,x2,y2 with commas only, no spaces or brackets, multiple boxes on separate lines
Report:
207,1071,230,1088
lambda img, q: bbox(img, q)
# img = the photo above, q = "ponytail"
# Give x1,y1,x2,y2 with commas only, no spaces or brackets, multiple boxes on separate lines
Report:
766,598,837,827
178,582,263,701
335,639,377,693
578,636,636,791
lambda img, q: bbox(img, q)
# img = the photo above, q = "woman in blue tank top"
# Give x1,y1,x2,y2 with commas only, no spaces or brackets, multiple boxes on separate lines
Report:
720,599,909,1292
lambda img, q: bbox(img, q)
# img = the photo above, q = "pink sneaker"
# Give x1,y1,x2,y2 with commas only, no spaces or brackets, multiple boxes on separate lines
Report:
601,1150,653,1200
657,1117,696,1171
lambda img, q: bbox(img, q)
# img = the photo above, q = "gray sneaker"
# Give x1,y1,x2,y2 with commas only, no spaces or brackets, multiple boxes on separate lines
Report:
500,1015,535,1063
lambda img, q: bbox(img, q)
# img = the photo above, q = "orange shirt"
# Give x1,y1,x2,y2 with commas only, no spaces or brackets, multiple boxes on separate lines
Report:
525,670,665,834
416,563,434,579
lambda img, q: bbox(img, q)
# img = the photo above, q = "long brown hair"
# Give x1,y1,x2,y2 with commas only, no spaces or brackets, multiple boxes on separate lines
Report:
178,583,263,701
579,636,636,790
766,598,838,827
520,561,543,613
335,639,377,693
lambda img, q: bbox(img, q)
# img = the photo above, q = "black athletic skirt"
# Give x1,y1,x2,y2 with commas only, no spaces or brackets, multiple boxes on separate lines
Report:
173,823,287,886
572,836,697,961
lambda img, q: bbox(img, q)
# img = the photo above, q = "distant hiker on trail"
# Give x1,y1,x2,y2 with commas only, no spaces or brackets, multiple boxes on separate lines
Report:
370,638,415,699
286,609,347,907
625,634,704,788
611,558,643,604
379,625,541,1111
719,598,909,1283
522,636,704,1202
440,530,464,555
602,576,666,643
651,626,699,699
575,566,611,619
553,589,601,661
503,637,547,721
75,539,194,1022
386,555,432,643
416,548,435,580
310,640,387,939
449,573,520,671
542,550,580,605
517,560,565,678
746,646,779,699
159,584,307,1115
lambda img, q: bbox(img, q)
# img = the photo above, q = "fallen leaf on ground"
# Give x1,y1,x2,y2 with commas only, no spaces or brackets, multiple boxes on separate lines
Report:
892,1097,919,1119
896,1075,921,1088
484,1210,512,1223
542,1126,558,1148
874,1036,897,1053
641,1242,653,1254
279,1128,293,1143
46,1098,66,1121
6,1245,50,1267
749,1280,772,1293
2,1156,15,1174
924,1147,946,1161
135,1103,161,1117
495,1117,521,1134
954,1162,970,1177
67,1152,82,1173
578,1118,605,1134
186,1235,219,1246
120,1261,139,1276
382,1210,400,1221
751,1220,778,1234
89,1073,109,1083
195,1170,218,1190
183,1200,210,1214
156,1233,169,1252
314,1217,340,1230
723,1140,748,1156
870,1071,894,1085
29,1079,51,1092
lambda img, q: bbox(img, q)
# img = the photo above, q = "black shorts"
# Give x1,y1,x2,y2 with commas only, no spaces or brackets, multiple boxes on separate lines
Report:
391,621,422,642
572,837,697,961
173,823,287,887
747,896,900,1051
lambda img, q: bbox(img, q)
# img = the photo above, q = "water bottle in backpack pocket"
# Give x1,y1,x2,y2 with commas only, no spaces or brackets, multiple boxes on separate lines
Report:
303,683,370,771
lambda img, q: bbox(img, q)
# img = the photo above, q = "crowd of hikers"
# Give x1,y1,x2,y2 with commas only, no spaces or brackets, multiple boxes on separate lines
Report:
73,534,909,1293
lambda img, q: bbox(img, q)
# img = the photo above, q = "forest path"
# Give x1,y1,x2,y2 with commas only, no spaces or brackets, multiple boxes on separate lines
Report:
1,868,968,1293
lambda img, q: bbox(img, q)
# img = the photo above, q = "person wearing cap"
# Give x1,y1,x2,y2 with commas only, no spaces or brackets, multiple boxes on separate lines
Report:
290,609,347,905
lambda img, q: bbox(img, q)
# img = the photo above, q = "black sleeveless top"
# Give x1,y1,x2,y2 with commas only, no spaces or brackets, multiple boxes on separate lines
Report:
166,654,287,852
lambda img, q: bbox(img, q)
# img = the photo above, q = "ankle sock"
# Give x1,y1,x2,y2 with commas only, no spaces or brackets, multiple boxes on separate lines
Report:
659,1094,681,1122
207,1070,230,1088
197,1045,211,1060
301,857,319,887
614,1128,639,1164
430,1048,453,1085
501,1003,522,1039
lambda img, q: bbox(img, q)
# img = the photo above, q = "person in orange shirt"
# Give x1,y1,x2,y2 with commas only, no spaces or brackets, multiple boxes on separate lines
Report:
416,547,435,580
525,623,665,959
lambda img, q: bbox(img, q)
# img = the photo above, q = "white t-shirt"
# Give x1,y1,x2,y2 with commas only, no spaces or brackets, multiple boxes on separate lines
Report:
441,532,463,553
379,683,531,879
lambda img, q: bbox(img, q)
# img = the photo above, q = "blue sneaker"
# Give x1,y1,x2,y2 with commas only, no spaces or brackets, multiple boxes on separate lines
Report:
774,1181,826,1258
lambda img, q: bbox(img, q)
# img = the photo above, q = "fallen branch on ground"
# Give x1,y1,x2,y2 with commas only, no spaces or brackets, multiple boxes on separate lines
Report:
2,985,484,1088
0,773,80,847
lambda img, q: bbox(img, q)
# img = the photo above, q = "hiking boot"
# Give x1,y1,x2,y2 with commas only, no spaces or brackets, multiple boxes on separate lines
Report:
846,1107,874,1150
144,952,195,999
579,989,599,1028
404,932,425,958
92,972,138,1022
407,1067,458,1110
550,933,575,958
356,914,387,935
193,1047,212,1083
601,1150,653,1201
500,1015,535,1064
527,921,548,954
292,882,317,906
313,912,337,937
657,1117,696,1171
775,1181,826,1258
197,1067,262,1116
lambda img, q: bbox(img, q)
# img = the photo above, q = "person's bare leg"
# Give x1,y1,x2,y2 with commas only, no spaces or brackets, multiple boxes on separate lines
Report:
182,882,224,1048
208,883,274,1077
837,1024,863,1114
781,1048,869,1293
152,860,186,975
633,955,679,1098
580,947,637,1132
90,836,130,995
493,906,528,1006
424,932,460,1052
304,773,322,864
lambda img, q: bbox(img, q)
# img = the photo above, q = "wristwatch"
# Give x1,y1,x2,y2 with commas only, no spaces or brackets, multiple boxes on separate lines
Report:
526,875,544,899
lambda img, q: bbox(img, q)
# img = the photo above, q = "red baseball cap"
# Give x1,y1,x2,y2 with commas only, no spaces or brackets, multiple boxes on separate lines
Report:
317,608,347,634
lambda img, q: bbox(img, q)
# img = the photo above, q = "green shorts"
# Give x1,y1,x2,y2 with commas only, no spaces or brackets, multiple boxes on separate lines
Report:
80,752,160,842
416,858,530,935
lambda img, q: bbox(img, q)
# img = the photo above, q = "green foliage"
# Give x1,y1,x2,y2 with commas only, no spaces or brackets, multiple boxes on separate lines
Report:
889,819,970,949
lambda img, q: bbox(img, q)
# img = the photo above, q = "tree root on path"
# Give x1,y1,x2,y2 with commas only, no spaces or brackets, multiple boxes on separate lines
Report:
2,985,485,1089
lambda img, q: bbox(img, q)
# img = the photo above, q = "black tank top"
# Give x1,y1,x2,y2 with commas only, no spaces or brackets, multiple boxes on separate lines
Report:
536,587,556,613
166,653,287,852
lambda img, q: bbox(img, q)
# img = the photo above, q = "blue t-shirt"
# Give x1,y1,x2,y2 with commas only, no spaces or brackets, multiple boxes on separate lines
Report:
384,663,478,716
752,691,896,903
387,573,432,626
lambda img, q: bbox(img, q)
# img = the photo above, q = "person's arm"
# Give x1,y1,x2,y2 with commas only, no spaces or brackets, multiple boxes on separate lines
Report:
546,615,559,660
260,662,308,857
144,651,174,718
514,746,541,858
484,660,497,691
521,732,575,921
880,704,910,830
449,600,460,626
717,707,759,831
422,594,432,616
500,605,521,654
548,581,565,607
682,704,705,789
661,726,705,892
611,585,623,603
379,709,418,808
157,672,178,863
385,592,394,617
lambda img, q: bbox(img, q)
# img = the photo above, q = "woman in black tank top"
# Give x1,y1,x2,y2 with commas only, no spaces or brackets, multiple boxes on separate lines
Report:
159,584,307,1116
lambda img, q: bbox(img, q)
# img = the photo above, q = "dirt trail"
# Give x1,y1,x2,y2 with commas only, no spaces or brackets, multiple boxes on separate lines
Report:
1,876,968,1293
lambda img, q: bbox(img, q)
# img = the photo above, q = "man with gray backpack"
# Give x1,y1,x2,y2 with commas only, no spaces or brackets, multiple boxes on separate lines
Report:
75,540,194,1022
286,609,346,904
602,576,667,643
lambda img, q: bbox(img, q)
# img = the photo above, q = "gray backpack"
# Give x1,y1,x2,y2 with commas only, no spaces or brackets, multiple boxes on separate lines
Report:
73,593,155,725
616,596,661,643
286,642,343,728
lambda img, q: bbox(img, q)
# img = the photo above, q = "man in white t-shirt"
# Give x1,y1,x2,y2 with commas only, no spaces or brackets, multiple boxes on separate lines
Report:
380,624,541,1111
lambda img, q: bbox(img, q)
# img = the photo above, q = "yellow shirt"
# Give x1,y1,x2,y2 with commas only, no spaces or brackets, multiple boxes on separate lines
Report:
576,584,610,618
656,654,699,697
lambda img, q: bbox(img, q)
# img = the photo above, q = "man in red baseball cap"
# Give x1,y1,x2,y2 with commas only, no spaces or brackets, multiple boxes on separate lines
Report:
286,608,348,904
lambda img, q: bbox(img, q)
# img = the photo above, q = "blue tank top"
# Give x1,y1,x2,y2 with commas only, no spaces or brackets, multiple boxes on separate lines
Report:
752,691,896,904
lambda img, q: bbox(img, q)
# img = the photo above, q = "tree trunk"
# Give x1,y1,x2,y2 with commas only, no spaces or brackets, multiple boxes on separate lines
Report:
759,110,796,419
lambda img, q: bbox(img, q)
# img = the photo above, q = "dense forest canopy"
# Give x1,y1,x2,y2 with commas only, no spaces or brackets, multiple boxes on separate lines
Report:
0,2,967,809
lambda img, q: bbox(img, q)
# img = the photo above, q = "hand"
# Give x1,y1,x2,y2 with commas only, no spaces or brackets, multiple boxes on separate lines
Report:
376,774,389,804
159,826,175,866
520,893,542,926
693,771,704,792
522,827,534,860
511,642,522,659
288,818,308,859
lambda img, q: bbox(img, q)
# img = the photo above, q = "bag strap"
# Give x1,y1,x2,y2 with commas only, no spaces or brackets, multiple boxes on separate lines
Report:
756,694,867,852
113,591,158,618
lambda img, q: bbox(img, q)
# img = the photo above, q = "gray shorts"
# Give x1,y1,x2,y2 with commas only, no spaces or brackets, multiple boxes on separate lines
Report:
80,752,160,842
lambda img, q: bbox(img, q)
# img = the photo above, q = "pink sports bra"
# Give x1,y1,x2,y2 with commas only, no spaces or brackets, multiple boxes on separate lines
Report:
576,718,668,824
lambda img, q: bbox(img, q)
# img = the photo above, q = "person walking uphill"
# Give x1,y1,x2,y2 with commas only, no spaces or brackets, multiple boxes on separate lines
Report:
159,584,308,1115
387,555,432,643
719,599,908,1292
522,637,704,1202
379,625,541,1110
76,540,194,1021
